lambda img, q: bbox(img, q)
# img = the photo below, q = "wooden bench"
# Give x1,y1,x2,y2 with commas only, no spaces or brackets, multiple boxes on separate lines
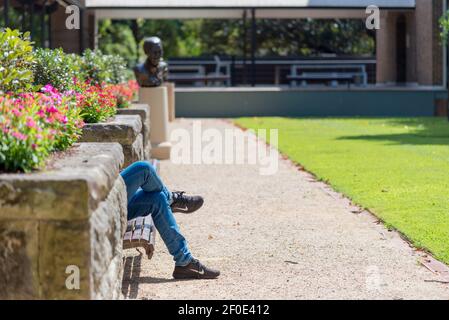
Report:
123,215,156,259
287,73,356,88
122,159,160,259
168,74,230,86
288,63,367,87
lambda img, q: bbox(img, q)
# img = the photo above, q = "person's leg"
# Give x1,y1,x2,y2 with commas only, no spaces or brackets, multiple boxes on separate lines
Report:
122,161,220,278
127,189,193,266
120,161,171,203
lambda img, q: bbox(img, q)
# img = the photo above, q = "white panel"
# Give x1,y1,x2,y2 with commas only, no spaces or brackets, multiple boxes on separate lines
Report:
86,0,415,9
95,9,245,19
256,9,367,19
95,8,370,19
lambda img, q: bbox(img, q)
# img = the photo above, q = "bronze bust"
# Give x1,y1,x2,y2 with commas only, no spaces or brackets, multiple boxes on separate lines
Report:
134,37,168,87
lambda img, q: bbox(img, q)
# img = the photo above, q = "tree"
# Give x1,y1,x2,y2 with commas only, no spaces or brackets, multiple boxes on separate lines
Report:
97,18,375,60
98,20,137,67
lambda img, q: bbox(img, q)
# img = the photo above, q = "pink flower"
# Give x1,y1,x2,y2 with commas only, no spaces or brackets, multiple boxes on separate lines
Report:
26,117,37,129
42,84,56,94
12,108,22,117
37,109,46,118
12,131,27,141
46,105,58,114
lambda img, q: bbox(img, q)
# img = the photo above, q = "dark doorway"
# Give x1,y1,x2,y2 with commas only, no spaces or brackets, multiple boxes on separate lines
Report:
396,15,407,83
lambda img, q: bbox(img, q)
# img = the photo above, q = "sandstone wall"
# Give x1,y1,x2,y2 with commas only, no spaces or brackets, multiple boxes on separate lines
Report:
0,143,127,299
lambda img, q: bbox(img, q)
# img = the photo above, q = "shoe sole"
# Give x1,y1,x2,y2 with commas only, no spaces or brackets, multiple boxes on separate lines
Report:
171,201,204,214
173,272,220,280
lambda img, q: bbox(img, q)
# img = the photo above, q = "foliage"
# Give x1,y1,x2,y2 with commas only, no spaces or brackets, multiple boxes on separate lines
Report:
98,18,376,61
1,6,47,47
33,48,80,92
103,54,133,84
0,86,84,172
67,53,88,81
253,19,375,56
41,85,84,150
79,49,113,85
109,80,139,108
235,117,449,264
98,20,138,66
439,11,449,44
0,28,138,172
79,49,131,85
74,80,117,123
0,28,35,94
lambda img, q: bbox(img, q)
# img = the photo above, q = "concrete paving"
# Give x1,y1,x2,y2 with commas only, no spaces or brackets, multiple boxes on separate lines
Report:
122,118,449,300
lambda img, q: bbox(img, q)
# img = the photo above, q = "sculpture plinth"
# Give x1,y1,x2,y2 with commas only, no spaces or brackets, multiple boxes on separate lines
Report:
139,87,171,160
164,82,176,121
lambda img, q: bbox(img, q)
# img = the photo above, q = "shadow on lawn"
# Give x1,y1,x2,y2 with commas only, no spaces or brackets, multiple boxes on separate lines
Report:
337,118,449,146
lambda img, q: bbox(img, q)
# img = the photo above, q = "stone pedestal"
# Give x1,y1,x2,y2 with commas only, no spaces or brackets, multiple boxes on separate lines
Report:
164,82,176,122
139,87,171,160
0,143,127,299
117,104,151,160
80,115,144,167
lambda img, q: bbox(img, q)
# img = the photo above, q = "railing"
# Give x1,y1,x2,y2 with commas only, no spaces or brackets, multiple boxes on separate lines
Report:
168,56,377,87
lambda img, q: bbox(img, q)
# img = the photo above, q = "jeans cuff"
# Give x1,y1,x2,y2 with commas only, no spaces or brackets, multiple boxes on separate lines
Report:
175,255,193,267
166,189,173,205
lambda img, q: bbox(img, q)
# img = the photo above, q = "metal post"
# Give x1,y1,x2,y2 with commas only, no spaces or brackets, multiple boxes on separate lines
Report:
445,0,449,121
4,0,9,27
29,0,34,39
41,1,48,47
250,8,256,87
79,7,84,53
446,36,449,121
48,8,52,48
21,2,25,31
242,10,248,85
131,20,140,65
231,55,236,86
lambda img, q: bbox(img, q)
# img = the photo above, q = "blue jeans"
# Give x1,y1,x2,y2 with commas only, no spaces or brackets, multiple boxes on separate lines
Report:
120,161,193,266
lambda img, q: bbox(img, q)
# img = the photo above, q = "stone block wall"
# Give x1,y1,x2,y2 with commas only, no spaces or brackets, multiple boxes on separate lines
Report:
117,104,151,160
80,115,144,167
0,143,127,299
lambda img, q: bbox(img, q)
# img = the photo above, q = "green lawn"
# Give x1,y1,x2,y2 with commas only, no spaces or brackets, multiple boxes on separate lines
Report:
234,117,449,264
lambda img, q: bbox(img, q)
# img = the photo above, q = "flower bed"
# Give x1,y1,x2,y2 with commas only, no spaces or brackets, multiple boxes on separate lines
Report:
0,87,84,172
0,28,139,173
0,29,141,300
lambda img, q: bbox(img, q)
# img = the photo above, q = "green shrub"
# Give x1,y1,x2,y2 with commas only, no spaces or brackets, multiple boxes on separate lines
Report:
440,11,449,43
104,54,132,84
79,49,131,85
33,48,80,92
0,28,35,94
67,53,88,82
80,49,113,85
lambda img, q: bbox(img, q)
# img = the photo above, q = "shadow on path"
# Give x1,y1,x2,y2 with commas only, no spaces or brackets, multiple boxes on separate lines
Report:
121,252,195,299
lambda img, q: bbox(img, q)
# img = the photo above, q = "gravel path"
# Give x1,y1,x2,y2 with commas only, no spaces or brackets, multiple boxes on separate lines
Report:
122,118,449,300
